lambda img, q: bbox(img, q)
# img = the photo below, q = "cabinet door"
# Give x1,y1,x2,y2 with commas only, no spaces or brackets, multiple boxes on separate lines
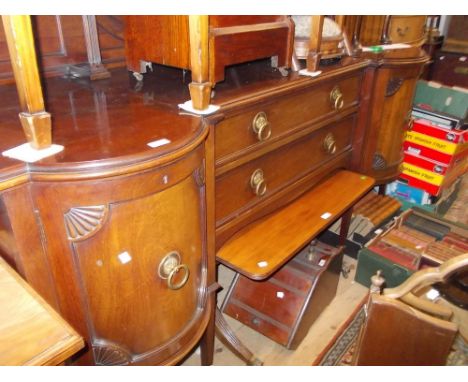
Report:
33,148,209,365
360,63,425,183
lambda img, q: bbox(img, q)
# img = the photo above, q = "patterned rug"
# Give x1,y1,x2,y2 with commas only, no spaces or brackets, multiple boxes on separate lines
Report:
312,296,367,366
313,295,468,366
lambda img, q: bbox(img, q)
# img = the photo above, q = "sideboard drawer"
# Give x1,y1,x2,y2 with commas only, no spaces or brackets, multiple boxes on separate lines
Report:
215,115,356,224
215,74,361,165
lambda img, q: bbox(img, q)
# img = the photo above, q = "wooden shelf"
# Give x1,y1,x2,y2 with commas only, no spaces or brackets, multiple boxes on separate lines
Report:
216,170,375,280
0,257,84,365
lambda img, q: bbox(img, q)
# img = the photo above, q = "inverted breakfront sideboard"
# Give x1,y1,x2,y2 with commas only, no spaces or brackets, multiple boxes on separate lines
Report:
0,15,428,365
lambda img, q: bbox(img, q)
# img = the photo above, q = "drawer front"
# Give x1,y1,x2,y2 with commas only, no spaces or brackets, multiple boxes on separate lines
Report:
215,115,356,224
215,74,361,164
223,298,290,346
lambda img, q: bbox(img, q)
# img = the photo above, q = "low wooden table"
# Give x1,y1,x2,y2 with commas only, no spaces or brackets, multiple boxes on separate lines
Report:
0,257,84,365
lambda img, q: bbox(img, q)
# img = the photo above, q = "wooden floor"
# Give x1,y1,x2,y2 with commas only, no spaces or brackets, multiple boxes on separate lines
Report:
182,255,368,366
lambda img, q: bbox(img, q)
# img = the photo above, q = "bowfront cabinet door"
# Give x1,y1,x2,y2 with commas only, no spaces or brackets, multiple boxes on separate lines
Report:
33,147,210,365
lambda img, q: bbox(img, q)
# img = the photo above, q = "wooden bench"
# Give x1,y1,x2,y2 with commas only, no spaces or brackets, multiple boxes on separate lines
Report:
217,170,375,280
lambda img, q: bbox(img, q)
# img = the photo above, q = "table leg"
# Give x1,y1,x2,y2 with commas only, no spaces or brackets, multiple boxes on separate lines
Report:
339,207,353,246
215,307,263,366
200,297,216,365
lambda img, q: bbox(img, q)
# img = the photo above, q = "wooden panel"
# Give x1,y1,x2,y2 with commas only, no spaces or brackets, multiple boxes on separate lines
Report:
230,275,304,327
216,116,356,224
222,245,343,349
125,16,191,72
0,257,83,365
223,300,290,345
388,16,427,45
209,25,292,83
215,74,361,166
209,16,285,28
216,170,374,279
75,174,203,356
355,294,457,365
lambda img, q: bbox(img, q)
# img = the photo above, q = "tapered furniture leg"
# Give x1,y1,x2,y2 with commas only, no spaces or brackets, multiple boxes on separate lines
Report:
188,15,212,110
339,207,353,246
200,299,216,365
215,307,263,366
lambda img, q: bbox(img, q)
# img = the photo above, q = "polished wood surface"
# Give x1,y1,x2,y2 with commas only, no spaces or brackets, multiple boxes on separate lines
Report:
356,49,428,184
355,293,457,365
0,16,430,364
223,247,343,349
32,146,211,365
354,255,468,365
216,170,374,280
215,116,357,225
214,74,361,168
0,66,213,365
0,256,83,365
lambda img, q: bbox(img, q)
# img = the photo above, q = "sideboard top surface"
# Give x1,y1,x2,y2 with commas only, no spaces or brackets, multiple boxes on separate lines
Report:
0,57,369,185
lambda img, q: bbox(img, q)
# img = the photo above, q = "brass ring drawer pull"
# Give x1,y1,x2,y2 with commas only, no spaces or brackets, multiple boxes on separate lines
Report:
158,251,190,290
250,169,267,197
252,112,272,142
323,133,337,155
330,86,344,110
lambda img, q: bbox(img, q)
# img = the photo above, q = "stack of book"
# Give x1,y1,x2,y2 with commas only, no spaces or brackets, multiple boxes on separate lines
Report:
399,80,468,197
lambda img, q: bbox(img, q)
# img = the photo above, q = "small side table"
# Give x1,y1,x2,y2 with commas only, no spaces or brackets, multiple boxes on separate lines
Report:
0,257,84,365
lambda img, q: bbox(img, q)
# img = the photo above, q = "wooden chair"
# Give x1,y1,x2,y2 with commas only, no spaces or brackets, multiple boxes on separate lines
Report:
353,254,468,365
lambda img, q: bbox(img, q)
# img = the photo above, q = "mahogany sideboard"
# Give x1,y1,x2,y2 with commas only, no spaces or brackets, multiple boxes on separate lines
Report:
0,15,428,365
0,71,216,365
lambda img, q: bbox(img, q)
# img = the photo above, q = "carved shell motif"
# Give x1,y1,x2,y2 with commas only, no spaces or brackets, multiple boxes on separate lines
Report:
385,77,404,97
372,153,387,170
93,344,131,366
64,205,108,242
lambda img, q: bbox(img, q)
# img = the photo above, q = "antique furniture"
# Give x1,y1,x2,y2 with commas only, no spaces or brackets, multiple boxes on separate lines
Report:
0,14,430,366
222,241,345,349
354,254,468,365
292,16,351,72
0,256,84,365
349,16,428,47
0,16,216,365
125,16,295,110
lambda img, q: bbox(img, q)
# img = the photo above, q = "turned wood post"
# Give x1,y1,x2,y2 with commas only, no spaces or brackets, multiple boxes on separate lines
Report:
188,15,212,110
2,15,52,149
306,15,324,72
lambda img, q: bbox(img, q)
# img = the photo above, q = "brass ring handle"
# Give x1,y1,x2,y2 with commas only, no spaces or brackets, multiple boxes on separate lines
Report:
323,133,337,155
158,251,190,290
167,264,190,290
252,112,272,142
330,86,344,110
250,169,267,196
